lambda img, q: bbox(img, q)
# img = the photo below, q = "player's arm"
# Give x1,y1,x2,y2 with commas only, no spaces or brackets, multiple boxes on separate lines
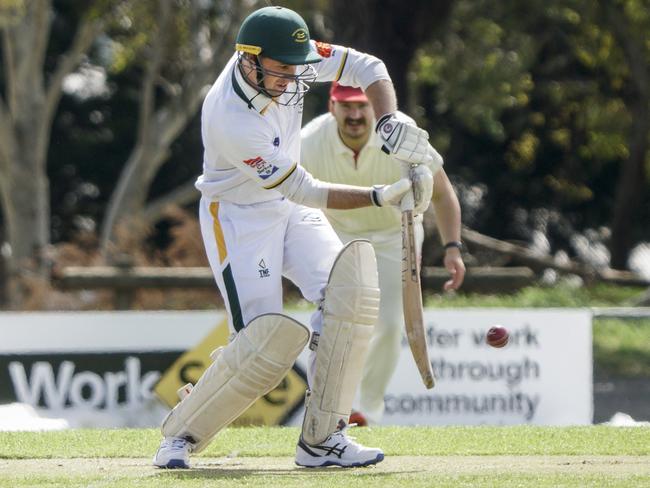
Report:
313,42,431,165
218,115,409,210
273,163,411,210
430,168,465,291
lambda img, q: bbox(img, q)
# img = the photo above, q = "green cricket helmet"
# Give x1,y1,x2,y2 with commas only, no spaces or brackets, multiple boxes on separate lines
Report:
235,6,321,105
236,6,322,65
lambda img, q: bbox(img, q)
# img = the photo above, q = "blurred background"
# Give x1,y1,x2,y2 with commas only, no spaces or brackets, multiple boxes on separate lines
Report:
1,0,649,310
0,0,649,428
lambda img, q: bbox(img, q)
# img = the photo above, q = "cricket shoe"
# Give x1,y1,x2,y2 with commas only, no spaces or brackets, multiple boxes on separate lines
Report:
295,424,384,468
152,436,192,469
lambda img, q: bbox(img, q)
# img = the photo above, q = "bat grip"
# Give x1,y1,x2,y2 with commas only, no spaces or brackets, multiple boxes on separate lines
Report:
400,162,415,212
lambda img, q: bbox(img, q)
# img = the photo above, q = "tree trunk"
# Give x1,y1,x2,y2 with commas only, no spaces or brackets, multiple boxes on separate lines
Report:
99,1,245,255
4,158,49,268
99,144,169,255
602,3,650,269
609,101,649,269
329,0,454,107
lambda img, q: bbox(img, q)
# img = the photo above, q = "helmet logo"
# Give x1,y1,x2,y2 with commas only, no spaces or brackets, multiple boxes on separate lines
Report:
292,28,308,43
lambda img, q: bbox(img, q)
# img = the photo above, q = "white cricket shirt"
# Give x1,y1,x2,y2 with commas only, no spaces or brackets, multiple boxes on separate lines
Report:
195,41,390,205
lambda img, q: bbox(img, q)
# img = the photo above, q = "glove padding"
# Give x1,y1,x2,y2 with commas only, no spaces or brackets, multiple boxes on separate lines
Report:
411,164,433,214
371,178,411,207
376,113,433,166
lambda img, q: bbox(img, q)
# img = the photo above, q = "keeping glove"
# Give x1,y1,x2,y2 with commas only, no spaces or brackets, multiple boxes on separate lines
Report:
411,164,433,214
376,113,433,166
371,178,412,207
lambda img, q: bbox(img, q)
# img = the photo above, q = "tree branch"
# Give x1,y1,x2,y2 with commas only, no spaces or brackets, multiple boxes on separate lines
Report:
142,181,200,225
461,226,645,284
29,0,50,82
0,97,15,174
44,13,104,129
2,25,17,114
136,0,172,146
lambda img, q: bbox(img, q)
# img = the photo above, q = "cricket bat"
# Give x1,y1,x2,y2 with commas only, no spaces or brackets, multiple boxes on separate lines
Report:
401,167,436,389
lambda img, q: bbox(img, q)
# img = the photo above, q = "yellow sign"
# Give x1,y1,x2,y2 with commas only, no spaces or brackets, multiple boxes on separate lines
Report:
154,318,307,426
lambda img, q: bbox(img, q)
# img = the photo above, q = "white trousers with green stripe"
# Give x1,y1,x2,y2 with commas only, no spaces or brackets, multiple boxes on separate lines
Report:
199,196,343,338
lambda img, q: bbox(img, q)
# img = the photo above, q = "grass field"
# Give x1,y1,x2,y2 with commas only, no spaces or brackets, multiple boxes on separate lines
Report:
2,426,650,487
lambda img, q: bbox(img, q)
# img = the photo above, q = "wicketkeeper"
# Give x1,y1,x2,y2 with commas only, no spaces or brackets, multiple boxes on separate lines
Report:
153,6,433,469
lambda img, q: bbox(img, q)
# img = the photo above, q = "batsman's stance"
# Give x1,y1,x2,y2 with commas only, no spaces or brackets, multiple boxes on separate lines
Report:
153,6,433,469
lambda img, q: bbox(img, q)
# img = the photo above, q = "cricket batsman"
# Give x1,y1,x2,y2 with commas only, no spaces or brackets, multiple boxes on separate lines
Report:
153,6,434,469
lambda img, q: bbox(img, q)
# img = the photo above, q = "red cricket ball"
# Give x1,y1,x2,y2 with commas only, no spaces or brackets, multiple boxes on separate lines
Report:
486,325,509,348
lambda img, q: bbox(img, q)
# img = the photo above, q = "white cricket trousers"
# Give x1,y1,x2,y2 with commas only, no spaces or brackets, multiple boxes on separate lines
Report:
338,225,424,425
199,196,343,340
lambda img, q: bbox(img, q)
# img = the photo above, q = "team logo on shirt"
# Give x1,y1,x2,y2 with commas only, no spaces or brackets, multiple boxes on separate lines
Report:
243,156,279,180
315,41,333,58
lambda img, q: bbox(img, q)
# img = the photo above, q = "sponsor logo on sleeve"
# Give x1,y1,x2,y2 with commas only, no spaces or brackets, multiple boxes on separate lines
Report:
243,157,279,180
315,41,333,58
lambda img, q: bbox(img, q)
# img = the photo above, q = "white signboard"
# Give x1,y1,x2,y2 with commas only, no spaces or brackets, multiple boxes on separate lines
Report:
0,309,592,428
382,309,592,426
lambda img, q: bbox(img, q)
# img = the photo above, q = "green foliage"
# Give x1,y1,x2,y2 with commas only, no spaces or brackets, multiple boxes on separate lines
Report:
412,0,650,251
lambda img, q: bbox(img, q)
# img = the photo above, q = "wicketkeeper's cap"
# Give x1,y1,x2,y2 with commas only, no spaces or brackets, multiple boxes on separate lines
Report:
329,82,368,103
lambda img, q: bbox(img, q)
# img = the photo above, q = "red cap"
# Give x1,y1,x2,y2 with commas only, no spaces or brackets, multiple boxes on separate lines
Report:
329,82,368,102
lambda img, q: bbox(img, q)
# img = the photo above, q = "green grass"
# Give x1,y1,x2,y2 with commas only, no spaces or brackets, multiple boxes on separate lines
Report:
1,427,649,488
422,283,645,308
593,318,650,377
2,426,650,459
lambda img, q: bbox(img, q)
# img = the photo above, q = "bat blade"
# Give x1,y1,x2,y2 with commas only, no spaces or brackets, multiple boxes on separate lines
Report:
402,208,436,389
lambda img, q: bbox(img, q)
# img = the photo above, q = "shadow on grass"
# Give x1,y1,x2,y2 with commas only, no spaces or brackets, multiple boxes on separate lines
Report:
155,466,422,480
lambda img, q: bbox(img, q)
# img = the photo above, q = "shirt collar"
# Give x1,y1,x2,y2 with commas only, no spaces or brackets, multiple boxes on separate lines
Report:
231,62,274,114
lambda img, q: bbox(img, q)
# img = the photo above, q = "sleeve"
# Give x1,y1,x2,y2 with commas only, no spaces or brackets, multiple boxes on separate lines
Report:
210,114,298,190
310,40,391,90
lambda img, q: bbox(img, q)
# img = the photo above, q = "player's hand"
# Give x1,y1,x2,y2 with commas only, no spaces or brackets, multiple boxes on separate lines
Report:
376,113,432,166
411,164,433,214
372,178,411,207
443,247,466,291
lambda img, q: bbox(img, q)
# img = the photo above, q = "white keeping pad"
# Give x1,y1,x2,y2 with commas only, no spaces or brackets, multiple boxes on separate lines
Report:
161,313,309,453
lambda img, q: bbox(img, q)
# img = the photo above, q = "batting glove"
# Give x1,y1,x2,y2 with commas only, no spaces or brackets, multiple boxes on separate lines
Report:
376,113,433,166
371,178,412,207
411,164,433,214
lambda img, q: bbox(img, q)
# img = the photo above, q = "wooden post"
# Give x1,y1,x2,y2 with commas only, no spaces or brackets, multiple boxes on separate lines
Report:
113,255,135,310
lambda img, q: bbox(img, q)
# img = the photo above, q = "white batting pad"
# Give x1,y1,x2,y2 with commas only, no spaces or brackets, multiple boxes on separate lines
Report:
161,313,309,453
301,240,380,445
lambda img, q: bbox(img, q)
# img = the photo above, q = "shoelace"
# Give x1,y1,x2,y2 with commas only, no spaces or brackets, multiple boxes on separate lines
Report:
167,438,188,450
329,424,361,446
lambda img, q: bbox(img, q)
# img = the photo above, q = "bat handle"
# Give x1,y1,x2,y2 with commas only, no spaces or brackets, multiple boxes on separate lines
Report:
400,162,415,212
